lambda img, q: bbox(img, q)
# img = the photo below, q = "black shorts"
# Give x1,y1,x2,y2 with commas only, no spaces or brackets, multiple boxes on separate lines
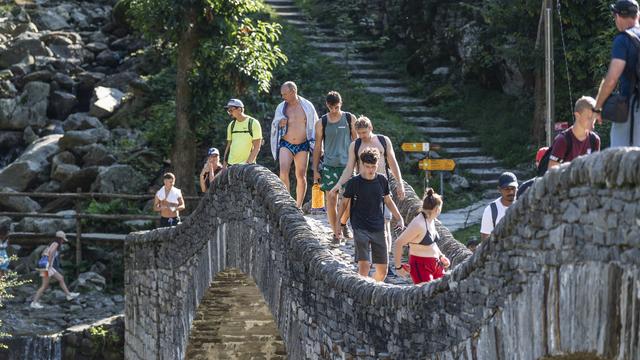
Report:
353,229,388,264
159,217,180,228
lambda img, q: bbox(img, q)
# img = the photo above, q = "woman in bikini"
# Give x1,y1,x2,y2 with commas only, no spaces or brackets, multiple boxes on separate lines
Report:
393,188,450,284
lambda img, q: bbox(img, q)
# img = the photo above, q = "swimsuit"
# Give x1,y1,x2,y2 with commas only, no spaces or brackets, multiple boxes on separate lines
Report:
279,139,310,156
408,214,444,284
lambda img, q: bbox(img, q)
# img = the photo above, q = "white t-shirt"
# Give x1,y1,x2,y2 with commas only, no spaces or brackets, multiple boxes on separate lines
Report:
155,186,183,212
480,198,509,235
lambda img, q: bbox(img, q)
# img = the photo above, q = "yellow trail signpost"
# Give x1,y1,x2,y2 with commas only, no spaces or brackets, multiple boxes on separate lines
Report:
418,159,456,171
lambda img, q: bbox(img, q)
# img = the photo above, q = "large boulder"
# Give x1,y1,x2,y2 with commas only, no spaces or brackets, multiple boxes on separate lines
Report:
34,9,70,31
60,166,101,192
51,151,76,169
59,127,111,150
0,131,24,165
89,86,124,119
62,113,104,131
0,34,52,69
98,71,139,92
91,164,146,194
51,163,80,182
0,134,61,191
18,209,76,233
49,91,78,120
96,49,121,67
71,271,106,292
80,144,116,167
0,81,50,130
0,186,41,212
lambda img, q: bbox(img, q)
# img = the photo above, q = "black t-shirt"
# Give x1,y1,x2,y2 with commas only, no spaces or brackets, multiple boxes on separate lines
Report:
202,166,223,191
343,174,389,232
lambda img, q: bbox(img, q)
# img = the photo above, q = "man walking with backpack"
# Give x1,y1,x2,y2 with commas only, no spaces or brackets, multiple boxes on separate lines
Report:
480,172,518,241
594,0,640,147
545,96,601,171
312,91,357,242
223,98,263,166
339,148,404,282
330,117,405,243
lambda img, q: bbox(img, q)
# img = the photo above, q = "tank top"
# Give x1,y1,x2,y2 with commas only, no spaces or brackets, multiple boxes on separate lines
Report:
323,112,351,167
418,213,439,246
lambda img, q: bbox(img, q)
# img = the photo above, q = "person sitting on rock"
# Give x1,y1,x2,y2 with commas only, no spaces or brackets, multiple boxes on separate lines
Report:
393,188,450,284
154,172,185,228
200,147,224,193
30,231,79,309
0,224,10,279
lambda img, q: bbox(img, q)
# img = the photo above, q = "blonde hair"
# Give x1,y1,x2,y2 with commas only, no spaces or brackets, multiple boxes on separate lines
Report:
354,116,372,129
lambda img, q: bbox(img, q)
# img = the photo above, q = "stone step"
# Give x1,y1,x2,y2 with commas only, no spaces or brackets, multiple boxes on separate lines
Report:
265,0,296,4
348,69,397,79
396,106,434,116
453,156,500,168
440,147,484,157
382,96,425,106
363,86,411,95
405,116,450,126
353,78,406,87
277,11,306,19
268,4,298,12
305,34,343,42
417,126,469,135
323,51,376,62
284,18,306,26
465,167,509,180
428,136,480,147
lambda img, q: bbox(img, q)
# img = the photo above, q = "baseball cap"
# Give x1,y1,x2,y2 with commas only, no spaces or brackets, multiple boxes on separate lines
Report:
224,98,244,109
55,230,68,242
207,147,219,156
611,0,639,16
535,147,549,166
498,172,518,189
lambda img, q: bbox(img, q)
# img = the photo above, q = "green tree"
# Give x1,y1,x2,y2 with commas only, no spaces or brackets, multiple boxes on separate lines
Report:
128,0,286,194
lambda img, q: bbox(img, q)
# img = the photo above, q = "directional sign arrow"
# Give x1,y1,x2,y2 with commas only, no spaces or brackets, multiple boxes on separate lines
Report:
418,159,456,171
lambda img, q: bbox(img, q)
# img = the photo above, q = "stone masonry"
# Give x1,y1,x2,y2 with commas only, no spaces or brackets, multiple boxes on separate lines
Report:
125,148,640,359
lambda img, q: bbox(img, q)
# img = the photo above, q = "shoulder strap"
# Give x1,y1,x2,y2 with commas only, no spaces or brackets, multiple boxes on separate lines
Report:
354,138,362,162
345,112,353,135
490,202,498,228
321,114,328,142
230,120,236,134
248,118,253,138
377,135,391,178
588,132,597,152
563,129,573,162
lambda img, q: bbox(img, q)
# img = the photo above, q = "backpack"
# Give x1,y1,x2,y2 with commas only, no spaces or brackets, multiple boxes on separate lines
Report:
536,129,598,177
321,111,353,143
230,117,254,138
490,202,498,229
623,29,640,144
354,135,390,179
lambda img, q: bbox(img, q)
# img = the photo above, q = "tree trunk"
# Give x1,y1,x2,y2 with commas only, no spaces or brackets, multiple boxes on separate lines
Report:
171,8,199,195
532,66,546,147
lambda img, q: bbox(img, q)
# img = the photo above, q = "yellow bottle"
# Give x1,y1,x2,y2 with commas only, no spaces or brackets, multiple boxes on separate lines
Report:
311,183,325,210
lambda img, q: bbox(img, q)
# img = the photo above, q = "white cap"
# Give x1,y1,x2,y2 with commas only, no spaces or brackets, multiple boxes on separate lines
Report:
55,230,68,242
224,98,244,108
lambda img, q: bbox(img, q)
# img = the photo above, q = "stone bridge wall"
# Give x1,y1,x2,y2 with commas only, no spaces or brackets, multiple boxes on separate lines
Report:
125,148,640,360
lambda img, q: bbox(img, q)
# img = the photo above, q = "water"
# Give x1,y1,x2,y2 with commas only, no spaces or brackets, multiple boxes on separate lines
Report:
0,334,62,360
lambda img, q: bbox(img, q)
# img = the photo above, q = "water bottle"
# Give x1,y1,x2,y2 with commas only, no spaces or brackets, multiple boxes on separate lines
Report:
311,183,325,213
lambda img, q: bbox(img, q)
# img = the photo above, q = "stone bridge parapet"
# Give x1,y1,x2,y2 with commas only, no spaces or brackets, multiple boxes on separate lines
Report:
125,148,640,360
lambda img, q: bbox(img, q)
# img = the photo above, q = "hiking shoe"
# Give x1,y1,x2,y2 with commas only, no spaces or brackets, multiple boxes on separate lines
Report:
66,292,79,301
30,302,43,309
331,234,341,245
341,224,352,239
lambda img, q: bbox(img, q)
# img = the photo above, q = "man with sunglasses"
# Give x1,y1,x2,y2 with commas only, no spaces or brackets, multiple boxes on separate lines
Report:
223,98,263,167
594,0,640,147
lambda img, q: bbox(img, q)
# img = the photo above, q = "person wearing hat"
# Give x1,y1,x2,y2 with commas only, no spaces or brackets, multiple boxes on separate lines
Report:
480,172,518,241
200,147,224,193
222,98,263,167
30,231,79,309
594,0,640,147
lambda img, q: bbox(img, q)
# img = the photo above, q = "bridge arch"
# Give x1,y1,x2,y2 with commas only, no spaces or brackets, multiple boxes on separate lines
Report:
125,148,640,359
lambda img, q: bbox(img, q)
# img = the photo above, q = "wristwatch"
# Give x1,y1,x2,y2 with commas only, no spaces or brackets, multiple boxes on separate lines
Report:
593,107,602,113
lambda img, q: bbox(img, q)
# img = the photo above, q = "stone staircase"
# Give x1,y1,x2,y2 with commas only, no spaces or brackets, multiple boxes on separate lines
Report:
266,0,513,187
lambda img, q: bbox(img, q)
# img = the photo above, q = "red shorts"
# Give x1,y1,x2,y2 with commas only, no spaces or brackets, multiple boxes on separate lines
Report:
409,255,444,284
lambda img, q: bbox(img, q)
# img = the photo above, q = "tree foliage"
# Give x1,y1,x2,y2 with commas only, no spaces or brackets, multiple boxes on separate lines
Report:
127,0,287,193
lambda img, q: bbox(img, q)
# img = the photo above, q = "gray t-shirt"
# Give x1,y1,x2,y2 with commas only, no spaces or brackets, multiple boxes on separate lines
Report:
323,112,351,167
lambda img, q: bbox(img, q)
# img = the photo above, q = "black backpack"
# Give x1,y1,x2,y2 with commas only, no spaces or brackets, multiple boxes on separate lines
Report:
320,111,353,143
536,129,598,177
490,202,499,228
354,135,390,179
230,117,255,138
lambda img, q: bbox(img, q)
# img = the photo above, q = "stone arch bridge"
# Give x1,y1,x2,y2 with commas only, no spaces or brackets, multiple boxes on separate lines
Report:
125,148,640,359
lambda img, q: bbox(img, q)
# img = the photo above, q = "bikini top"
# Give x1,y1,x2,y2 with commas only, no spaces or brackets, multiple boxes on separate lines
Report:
418,213,439,246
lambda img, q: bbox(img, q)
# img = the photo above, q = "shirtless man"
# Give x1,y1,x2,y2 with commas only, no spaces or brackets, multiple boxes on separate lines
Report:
153,172,186,227
270,81,319,208
330,116,405,256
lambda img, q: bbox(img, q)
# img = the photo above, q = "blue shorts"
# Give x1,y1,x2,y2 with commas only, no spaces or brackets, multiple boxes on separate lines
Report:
1,249,10,270
279,139,310,156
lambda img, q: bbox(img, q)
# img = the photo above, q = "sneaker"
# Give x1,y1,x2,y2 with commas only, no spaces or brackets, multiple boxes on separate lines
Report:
331,234,341,245
30,302,43,309
66,292,79,301
341,224,352,239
